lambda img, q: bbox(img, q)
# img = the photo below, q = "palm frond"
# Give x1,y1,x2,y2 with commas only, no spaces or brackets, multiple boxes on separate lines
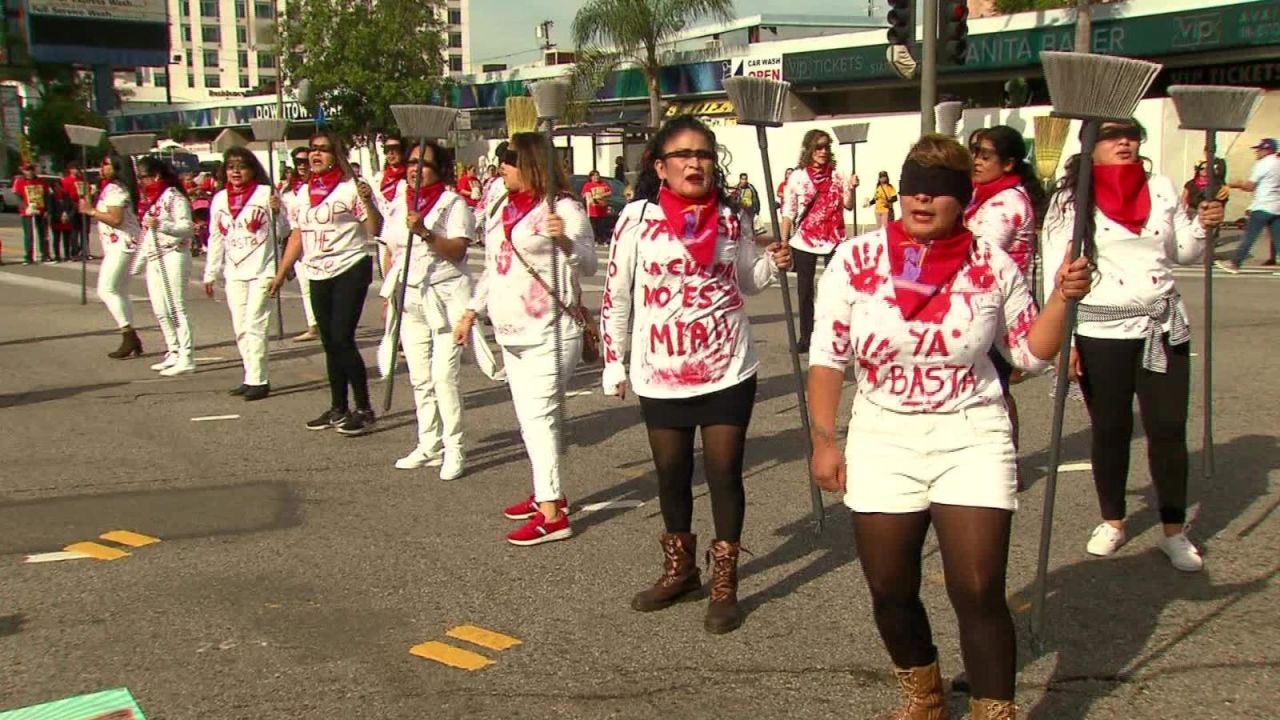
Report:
565,50,627,124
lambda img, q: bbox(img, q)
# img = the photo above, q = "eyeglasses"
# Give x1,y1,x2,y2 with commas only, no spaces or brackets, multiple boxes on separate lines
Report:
659,149,716,162
500,150,519,167
968,144,999,161
309,144,335,154
383,144,403,153
1098,125,1144,143
224,162,251,171
814,143,832,151
292,155,309,164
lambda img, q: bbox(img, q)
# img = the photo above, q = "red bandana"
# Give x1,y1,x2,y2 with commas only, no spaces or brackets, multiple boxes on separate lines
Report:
1093,163,1151,235
290,174,305,193
965,173,1022,221
380,163,407,201
308,167,343,208
657,186,719,267
503,190,540,241
137,179,171,220
96,180,113,205
227,181,258,218
800,164,846,243
886,220,974,321
407,181,446,216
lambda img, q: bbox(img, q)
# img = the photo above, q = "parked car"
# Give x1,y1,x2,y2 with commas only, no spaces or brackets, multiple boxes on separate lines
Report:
569,174,626,236
0,178,19,212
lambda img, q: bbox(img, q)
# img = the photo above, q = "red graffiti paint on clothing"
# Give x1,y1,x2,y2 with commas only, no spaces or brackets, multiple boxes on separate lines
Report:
845,241,886,294
857,333,900,386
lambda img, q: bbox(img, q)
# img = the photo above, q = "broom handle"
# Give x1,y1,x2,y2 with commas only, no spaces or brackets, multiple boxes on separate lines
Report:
381,143,427,413
1202,130,1217,481
546,125,566,458
80,145,89,305
755,125,824,533
1030,119,1098,653
266,140,286,341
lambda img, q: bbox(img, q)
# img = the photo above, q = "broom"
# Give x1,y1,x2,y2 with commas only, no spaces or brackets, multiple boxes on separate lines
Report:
380,104,460,413
1029,51,1162,653
832,123,869,234
64,124,107,305
723,75,825,533
1167,84,1263,485
934,101,964,138
212,128,249,153
505,96,538,138
250,118,290,341
1032,115,1072,305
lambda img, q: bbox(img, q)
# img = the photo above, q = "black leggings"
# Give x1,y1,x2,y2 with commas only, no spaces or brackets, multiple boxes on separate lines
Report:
310,256,373,412
854,506,1015,701
792,248,833,347
1076,334,1190,525
647,424,749,542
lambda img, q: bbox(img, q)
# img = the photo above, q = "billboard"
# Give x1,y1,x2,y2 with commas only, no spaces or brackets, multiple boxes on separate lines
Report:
24,0,169,66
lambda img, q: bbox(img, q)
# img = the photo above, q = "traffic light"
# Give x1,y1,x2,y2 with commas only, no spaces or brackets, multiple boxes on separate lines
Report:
887,0,913,46
941,0,969,65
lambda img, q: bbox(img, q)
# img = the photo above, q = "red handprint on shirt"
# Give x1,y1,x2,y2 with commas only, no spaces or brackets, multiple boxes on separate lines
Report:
857,334,899,386
844,242,886,294
245,208,266,234
965,244,996,291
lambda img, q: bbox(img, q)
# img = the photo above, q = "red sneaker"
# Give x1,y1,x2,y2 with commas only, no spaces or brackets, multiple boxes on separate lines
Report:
502,495,570,520
506,512,573,546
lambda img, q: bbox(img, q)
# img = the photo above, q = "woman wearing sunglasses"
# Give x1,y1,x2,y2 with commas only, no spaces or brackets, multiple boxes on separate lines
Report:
781,129,859,354
1043,120,1224,572
283,146,320,342
454,132,597,546
269,131,383,436
81,154,144,359
134,156,197,377
600,115,791,634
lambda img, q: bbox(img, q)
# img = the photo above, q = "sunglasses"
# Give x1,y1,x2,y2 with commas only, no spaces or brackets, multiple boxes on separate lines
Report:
814,143,832,151
309,144,335,154
659,148,716,161
500,150,519,167
383,144,403,153
1098,125,1144,143
292,155,309,164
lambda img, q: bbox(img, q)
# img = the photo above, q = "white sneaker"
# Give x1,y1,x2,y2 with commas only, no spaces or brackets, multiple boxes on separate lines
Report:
159,357,196,376
150,353,177,371
439,450,465,481
1086,522,1127,557
394,448,442,470
1157,533,1204,572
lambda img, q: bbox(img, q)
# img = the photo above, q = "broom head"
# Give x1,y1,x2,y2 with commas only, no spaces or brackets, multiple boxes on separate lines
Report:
531,80,572,122
213,128,249,153
934,101,964,137
391,105,458,140
250,118,289,142
108,133,157,157
65,124,106,148
723,76,790,128
832,123,870,145
1168,85,1263,132
1033,115,1071,180
1041,51,1161,121
505,97,537,138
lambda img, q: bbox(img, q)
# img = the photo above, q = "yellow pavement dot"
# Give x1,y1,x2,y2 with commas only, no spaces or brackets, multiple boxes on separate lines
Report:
410,641,495,671
63,542,130,561
1008,592,1032,612
446,625,523,651
100,530,161,547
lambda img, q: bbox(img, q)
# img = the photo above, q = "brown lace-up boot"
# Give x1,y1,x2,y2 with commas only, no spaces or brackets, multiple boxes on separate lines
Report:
631,532,700,612
703,540,742,634
888,660,949,720
108,327,143,359
968,698,1015,720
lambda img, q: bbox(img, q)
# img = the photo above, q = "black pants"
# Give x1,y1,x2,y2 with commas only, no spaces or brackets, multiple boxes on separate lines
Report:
54,230,74,261
1076,334,1190,525
793,248,833,348
589,216,610,244
310,256,373,412
21,215,49,262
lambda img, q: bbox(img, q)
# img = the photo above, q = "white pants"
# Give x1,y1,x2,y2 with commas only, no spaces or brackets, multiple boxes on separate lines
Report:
225,276,272,386
401,290,464,455
298,274,316,327
97,247,134,329
145,251,193,358
502,335,581,503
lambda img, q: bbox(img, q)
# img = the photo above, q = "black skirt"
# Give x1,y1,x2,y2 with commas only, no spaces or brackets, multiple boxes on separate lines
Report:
639,375,758,429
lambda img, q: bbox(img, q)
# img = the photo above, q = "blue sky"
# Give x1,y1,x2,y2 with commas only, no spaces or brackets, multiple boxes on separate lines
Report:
468,0,883,69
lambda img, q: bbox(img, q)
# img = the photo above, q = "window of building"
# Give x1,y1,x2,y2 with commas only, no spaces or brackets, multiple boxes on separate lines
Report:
257,51,274,70
236,26,247,43
182,25,192,42
235,0,247,18
239,74,251,88
179,1,189,17
255,2,272,18
203,50,218,67
205,73,221,88
134,70,144,85
202,25,220,42
155,71,168,87
187,71,196,87
237,50,248,68
449,56,462,72
448,32,462,48
185,49,193,66
200,0,218,16
447,9,461,25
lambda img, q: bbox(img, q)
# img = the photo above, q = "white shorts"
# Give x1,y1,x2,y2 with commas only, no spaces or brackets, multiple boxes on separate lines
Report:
843,401,1017,514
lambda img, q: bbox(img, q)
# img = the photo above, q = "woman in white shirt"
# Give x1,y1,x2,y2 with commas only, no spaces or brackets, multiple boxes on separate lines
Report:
202,147,289,402
1042,120,1224,572
383,140,474,480
80,154,143,359
453,132,597,547
600,116,790,634
134,156,196,377
269,131,383,436
808,134,1092,719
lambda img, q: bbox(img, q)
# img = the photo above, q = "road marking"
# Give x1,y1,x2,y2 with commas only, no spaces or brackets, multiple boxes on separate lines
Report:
1007,592,1033,612
409,641,495,671
1058,462,1092,473
565,389,593,398
194,356,226,362
580,499,645,512
63,541,130,560
190,414,240,422
445,625,523,651
24,550,93,563
0,270,147,301
100,530,161,547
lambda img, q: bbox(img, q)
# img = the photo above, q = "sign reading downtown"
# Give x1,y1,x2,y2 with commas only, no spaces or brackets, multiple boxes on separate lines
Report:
783,0,1280,85
24,0,170,66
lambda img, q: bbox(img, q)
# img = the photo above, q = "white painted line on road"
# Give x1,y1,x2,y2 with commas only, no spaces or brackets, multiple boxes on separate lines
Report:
579,499,645,512
23,550,93,564
1190,353,1199,357
565,389,593,397
195,356,226,362
190,414,241,422
1058,462,1092,473
0,270,146,301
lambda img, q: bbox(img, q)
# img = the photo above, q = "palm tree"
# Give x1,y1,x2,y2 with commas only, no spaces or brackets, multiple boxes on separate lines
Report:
570,0,736,127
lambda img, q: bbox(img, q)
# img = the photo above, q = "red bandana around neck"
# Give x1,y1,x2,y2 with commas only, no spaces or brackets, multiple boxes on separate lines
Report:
965,173,1022,220
97,179,112,204
807,164,832,191
290,174,306,193
380,163,407,201
886,220,974,321
308,168,343,207
408,181,446,216
137,180,171,220
657,186,719,267
1093,163,1151,235
227,181,258,217
502,190,540,241
799,164,845,243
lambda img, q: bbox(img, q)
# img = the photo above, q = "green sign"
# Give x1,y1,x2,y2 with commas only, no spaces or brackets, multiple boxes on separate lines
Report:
783,0,1280,84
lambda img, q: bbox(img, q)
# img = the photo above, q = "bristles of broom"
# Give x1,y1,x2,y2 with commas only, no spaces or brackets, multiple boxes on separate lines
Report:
213,128,249,153
65,124,106,148
1040,51,1161,121
531,80,571,122
390,105,459,141
934,101,964,137
1033,115,1071,181
108,133,157,157
250,118,289,143
1168,85,1264,132
505,97,538,138
723,77,789,128
832,123,869,146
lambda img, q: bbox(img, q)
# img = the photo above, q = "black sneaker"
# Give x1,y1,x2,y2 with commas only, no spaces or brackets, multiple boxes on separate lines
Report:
229,384,248,396
306,408,347,430
336,408,376,436
242,384,270,402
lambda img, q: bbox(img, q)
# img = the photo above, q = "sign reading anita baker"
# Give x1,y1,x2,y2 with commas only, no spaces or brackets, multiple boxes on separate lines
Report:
27,0,166,23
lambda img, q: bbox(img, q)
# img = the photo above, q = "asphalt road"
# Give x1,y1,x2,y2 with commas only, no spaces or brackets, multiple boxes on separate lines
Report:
0,216,1276,719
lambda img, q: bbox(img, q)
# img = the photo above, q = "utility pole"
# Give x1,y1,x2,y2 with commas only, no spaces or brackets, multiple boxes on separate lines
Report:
273,0,285,121
920,0,937,134
537,20,556,53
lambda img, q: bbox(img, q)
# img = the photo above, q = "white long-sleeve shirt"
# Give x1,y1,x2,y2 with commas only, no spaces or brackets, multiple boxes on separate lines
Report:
811,228,1047,414
967,185,1035,276
378,183,474,294
203,185,289,283
1041,174,1205,340
469,196,597,347
600,199,777,399
95,182,141,255
139,187,193,260
292,178,372,281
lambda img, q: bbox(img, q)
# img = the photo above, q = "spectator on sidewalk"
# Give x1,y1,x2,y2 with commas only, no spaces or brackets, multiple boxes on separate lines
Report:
613,155,626,182
14,163,51,264
1218,138,1280,273
60,161,89,259
581,170,613,245
49,180,76,263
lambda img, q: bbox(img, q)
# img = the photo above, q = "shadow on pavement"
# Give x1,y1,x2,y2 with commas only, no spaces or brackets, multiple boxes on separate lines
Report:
0,327,118,348
0,381,133,410
0,613,25,637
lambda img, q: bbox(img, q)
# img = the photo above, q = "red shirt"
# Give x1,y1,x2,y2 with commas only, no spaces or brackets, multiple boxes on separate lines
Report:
13,177,51,216
61,173,87,205
582,180,611,218
457,174,480,208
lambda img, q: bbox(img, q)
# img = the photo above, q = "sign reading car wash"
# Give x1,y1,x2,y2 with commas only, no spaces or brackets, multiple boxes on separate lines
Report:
730,57,783,81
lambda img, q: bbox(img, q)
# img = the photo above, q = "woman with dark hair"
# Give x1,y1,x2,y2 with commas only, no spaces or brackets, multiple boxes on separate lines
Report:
382,140,474,479
282,145,320,341
781,128,858,353
1042,120,1223,572
453,131,596,546
202,146,288,401
81,154,144,358
269,130,384,435
600,115,791,634
809,134,1092,719
134,155,196,376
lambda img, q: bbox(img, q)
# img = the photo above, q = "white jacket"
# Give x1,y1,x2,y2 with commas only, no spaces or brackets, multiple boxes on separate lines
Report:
203,184,289,282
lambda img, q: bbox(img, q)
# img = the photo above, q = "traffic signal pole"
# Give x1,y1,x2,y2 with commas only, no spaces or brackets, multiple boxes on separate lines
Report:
920,0,938,134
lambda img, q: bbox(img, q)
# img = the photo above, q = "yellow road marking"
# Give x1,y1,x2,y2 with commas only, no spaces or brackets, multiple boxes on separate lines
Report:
1008,592,1032,612
446,625,523,651
63,542,130,560
99,530,161,547
409,641,494,671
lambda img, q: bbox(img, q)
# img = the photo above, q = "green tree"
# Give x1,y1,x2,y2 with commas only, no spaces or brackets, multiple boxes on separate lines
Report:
570,0,736,127
23,65,106,166
163,123,191,143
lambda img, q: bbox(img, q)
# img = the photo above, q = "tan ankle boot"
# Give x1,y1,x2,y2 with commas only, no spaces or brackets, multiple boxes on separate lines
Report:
888,660,949,720
969,698,1016,720
631,532,700,612
704,540,742,634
